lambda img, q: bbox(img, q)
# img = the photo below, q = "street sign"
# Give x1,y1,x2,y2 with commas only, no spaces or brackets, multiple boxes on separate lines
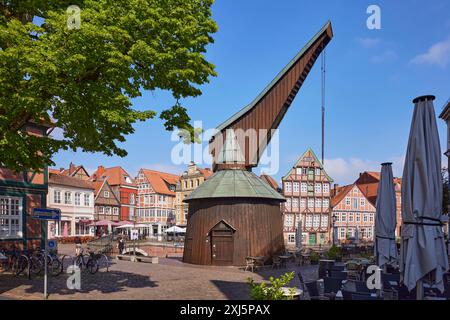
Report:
130,229,139,240
32,208,61,220
47,239,57,250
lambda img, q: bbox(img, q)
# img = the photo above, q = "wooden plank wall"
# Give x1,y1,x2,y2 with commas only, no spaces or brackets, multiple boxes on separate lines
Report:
183,198,285,266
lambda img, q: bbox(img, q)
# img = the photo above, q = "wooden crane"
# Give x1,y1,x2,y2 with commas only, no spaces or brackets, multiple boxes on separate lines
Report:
209,21,333,171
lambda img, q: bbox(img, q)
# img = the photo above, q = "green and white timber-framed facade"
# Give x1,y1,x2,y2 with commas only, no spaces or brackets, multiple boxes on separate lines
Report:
0,121,51,251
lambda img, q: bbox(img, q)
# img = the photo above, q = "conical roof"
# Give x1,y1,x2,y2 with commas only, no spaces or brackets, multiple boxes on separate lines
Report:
184,169,285,202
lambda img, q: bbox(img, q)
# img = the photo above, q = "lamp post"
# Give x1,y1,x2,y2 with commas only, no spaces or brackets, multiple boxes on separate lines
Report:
332,213,337,246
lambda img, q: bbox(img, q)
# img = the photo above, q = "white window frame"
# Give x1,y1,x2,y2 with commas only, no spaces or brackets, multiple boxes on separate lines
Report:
54,190,61,204
301,183,307,193
113,207,119,215
84,194,90,207
0,196,23,239
64,191,72,204
323,183,329,193
74,192,81,206
285,182,292,192
292,198,299,208
104,191,110,198
315,183,321,193
300,198,306,208
293,182,300,193
288,233,296,243
323,198,329,208
360,198,366,207
284,214,294,227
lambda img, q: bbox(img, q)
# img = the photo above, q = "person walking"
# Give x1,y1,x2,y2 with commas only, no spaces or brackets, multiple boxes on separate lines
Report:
118,236,125,254
74,236,82,256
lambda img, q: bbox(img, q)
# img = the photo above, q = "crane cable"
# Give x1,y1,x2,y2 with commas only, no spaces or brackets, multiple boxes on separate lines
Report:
321,48,326,166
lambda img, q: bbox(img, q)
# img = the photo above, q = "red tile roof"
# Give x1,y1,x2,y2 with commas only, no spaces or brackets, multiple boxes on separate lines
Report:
141,169,180,196
260,174,280,190
198,168,213,179
91,166,136,187
331,184,354,207
49,173,94,190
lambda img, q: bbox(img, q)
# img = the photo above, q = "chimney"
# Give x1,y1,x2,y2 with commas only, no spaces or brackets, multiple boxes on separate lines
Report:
334,183,339,190
97,165,105,176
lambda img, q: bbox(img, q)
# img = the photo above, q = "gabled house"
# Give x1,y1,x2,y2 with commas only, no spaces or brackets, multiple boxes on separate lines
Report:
281,148,334,247
331,183,376,243
54,162,90,180
91,166,137,221
175,162,212,226
355,171,402,237
47,172,95,238
92,178,121,222
135,169,180,236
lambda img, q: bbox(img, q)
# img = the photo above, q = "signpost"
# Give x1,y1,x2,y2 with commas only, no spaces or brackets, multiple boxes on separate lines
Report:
32,208,61,300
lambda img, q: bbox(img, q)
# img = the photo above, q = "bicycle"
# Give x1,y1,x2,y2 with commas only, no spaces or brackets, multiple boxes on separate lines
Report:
74,248,99,274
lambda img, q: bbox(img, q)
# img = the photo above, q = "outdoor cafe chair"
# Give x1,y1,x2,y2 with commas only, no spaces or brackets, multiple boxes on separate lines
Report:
351,292,381,300
303,281,329,300
244,257,257,272
272,257,282,269
324,277,345,299
329,270,347,280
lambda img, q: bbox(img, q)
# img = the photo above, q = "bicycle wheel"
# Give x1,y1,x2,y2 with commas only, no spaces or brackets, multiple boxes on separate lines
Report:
13,255,28,277
30,256,43,275
48,258,62,276
86,258,99,274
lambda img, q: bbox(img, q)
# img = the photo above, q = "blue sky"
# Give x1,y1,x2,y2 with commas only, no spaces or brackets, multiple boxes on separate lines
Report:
51,0,450,185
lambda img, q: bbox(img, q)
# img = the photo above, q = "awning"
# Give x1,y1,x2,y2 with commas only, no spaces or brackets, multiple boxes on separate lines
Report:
87,220,121,227
165,226,186,233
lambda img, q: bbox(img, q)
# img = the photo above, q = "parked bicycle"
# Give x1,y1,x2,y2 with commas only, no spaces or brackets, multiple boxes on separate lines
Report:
74,248,99,274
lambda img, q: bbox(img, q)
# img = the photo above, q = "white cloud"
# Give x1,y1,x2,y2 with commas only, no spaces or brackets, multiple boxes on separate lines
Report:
410,37,450,67
323,156,405,185
370,50,398,64
356,37,381,49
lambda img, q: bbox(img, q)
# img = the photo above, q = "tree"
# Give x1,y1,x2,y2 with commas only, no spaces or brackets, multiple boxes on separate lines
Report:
442,167,449,214
0,0,217,172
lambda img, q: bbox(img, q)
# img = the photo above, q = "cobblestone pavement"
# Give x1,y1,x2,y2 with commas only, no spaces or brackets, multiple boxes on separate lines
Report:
0,244,318,300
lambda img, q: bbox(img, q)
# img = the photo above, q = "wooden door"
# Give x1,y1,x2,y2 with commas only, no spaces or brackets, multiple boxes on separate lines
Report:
211,230,234,265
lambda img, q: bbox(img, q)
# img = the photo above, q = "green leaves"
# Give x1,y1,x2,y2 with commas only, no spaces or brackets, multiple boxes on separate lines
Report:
0,0,217,171
248,271,296,300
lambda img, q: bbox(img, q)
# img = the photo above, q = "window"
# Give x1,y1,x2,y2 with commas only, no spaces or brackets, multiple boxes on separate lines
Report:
0,196,22,239
292,198,298,208
285,182,292,192
307,198,314,208
285,198,291,209
339,227,345,239
302,168,307,175
305,215,313,227
296,168,302,175
315,198,322,208
98,206,104,214
301,183,307,193
130,194,135,205
113,207,119,215
356,213,361,222
353,198,358,209
313,215,320,228
53,190,61,204
144,195,149,205
84,194,90,207
369,213,374,222
105,207,111,215
190,180,193,188
284,214,294,227
323,183,329,193
300,198,306,208
363,213,368,222
74,193,81,206
293,182,299,193
321,215,328,227
360,198,366,207
341,213,347,222
349,213,354,222
368,227,373,238
323,198,329,208
64,192,72,204
315,168,321,175
345,197,351,206
104,191,110,198
139,173,144,179
335,213,340,222
288,234,295,243
315,183,321,193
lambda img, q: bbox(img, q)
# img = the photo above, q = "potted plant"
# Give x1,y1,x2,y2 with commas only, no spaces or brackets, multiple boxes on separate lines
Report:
326,245,342,262
310,251,320,265
248,272,296,300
